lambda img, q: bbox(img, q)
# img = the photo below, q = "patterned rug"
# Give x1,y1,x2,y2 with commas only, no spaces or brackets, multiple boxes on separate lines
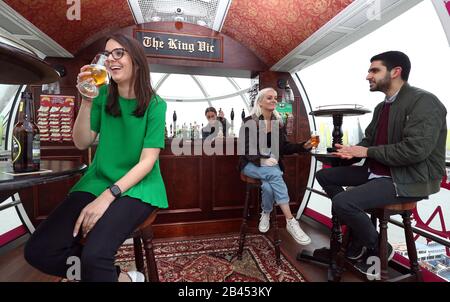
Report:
115,234,305,282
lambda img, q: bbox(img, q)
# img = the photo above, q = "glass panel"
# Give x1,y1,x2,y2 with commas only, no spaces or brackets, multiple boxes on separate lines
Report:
298,0,450,134
0,84,21,150
157,74,204,99
231,77,253,90
298,0,450,226
150,72,165,88
298,1,449,280
388,224,450,282
0,84,20,117
196,75,239,97
156,73,251,138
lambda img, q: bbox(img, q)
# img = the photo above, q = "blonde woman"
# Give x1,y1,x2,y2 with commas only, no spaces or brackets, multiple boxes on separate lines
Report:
238,87,312,245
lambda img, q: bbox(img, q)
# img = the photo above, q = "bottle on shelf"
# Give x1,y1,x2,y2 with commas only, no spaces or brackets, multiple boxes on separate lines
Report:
164,122,168,139
182,123,188,139
193,121,199,139
285,82,294,103
173,110,177,137
230,108,235,137
12,91,40,172
218,108,224,124
176,125,181,138
286,113,294,135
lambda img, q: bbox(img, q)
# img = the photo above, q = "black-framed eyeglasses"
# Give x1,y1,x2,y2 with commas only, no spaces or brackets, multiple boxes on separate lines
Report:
102,48,127,60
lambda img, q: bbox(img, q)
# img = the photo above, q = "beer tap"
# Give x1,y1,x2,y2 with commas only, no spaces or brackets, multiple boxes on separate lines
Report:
172,110,177,137
230,108,235,137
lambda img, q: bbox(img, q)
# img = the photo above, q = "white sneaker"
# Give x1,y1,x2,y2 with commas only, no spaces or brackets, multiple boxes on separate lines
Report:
127,271,145,282
258,211,271,233
286,218,311,245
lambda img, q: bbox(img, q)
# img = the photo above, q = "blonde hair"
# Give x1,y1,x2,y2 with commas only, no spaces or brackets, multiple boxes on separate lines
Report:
250,87,282,120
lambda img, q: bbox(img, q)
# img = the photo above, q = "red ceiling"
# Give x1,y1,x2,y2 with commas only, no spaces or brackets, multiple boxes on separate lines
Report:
4,0,135,54
5,0,353,67
222,0,354,66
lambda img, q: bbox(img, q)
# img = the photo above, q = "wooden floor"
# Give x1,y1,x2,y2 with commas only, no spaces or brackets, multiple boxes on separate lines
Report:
0,218,362,282
0,242,59,282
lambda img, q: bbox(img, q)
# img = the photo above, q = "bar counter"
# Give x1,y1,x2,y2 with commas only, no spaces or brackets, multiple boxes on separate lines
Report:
155,138,312,238
20,138,311,238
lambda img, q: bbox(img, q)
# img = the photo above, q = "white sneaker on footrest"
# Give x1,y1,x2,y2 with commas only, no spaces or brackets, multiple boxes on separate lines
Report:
127,271,145,282
286,218,311,245
259,211,271,233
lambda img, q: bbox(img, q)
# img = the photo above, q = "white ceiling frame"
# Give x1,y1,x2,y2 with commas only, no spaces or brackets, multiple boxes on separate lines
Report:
212,0,232,32
128,0,146,24
272,0,423,73
0,1,73,58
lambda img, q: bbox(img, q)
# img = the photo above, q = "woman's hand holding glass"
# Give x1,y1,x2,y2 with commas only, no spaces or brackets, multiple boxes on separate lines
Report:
76,53,109,99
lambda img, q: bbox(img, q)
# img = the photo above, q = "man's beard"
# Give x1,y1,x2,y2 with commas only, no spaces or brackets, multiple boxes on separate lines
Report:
370,73,392,93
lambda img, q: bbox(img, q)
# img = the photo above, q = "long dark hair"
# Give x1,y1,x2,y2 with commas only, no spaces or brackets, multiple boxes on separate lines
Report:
105,34,154,117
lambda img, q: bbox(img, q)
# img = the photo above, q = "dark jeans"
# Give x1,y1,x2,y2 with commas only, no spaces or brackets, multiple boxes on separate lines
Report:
315,166,422,249
24,191,155,282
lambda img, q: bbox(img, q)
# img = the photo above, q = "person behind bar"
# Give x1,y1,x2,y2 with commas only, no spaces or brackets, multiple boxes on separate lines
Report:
238,87,313,246
202,106,229,139
24,33,168,282
315,51,447,278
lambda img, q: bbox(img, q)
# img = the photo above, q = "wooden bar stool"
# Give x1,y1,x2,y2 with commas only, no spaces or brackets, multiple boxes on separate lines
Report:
339,202,422,282
80,209,159,282
237,173,281,265
131,209,159,282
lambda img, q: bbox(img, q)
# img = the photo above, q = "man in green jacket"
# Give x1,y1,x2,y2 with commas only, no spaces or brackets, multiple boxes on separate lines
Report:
315,51,447,278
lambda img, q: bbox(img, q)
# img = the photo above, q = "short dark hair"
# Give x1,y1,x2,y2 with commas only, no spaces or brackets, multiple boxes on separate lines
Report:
205,107,217,116
370,51,411,81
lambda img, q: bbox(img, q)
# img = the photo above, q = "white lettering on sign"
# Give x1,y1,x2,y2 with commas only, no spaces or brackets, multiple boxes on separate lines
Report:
141,36,216,54
142,37,165,50
168,38,195,53
197,41,215,53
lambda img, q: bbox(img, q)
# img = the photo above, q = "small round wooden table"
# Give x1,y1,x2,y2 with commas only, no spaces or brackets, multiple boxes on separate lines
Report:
310,106,371,152
0,160,87,237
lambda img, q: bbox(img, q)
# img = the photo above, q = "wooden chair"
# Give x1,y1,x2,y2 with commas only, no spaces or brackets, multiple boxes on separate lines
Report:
80,209,159,282
339,202,422,282
237,173,281,265
131,209,159,282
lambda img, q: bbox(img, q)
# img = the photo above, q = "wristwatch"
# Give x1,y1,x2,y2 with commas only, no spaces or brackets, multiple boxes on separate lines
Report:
108,184,122,198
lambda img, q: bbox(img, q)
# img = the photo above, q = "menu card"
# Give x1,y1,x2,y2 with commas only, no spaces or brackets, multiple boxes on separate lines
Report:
37,95,75,142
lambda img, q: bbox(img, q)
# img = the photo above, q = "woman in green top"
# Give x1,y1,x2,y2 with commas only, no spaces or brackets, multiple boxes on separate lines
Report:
24,34,167,282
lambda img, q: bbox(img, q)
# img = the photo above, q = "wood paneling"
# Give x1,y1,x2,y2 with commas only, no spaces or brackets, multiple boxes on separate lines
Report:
212,155,245,209
153,140,310,236
160,156,202,210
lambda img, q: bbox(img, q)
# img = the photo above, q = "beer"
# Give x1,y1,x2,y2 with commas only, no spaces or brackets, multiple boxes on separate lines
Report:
311,135,320,148
77,53,109,99
310,131,320,152
85,64,108,86
12,92,40,172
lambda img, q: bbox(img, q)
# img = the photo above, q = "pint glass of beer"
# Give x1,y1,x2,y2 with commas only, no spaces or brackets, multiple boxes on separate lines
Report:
310,131,320,152
77,53,109,99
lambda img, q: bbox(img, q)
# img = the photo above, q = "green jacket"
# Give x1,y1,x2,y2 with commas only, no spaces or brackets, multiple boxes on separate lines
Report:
358,83,447,197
